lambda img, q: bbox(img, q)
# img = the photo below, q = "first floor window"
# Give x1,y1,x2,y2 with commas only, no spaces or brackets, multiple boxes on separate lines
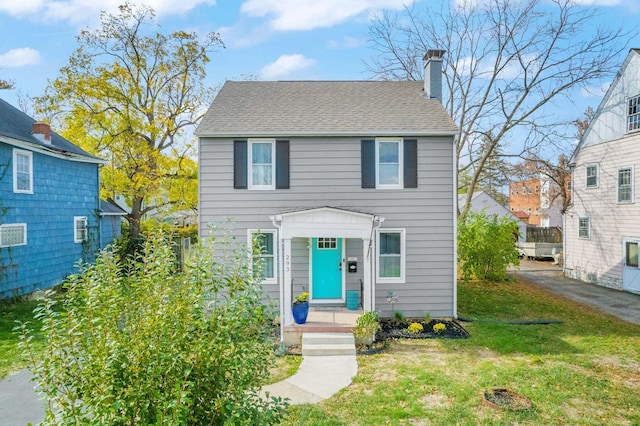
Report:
74,217,88,243
578,217,590,239
0,223,27,247
626,241,639,268
377,229,405,282
249,230,276,282
618,167,633,203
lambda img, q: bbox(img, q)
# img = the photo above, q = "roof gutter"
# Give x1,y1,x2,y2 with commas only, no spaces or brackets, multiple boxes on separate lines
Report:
0,135,106,165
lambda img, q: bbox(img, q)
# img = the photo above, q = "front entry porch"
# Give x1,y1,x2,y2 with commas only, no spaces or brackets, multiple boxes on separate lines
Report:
283,306,362,345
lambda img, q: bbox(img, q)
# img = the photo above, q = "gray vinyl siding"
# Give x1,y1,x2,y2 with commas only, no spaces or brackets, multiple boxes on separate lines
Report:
199,136,455,318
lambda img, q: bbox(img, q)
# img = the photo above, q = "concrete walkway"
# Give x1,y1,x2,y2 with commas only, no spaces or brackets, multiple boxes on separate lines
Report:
0,369,45,426
260,353,358,404
512,259,640,325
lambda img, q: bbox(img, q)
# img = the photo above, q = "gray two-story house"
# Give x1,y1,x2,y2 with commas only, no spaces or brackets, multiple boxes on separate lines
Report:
196,51,458,326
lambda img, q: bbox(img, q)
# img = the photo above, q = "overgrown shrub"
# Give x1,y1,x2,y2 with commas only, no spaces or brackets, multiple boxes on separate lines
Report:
458,210,520,281
19,229,286,425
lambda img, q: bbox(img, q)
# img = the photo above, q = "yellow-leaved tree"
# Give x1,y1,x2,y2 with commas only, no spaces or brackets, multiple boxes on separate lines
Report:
37,2,222,239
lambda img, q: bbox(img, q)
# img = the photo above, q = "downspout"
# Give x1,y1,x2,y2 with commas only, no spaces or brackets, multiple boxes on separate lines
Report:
270,215,285,352
369,215,384,312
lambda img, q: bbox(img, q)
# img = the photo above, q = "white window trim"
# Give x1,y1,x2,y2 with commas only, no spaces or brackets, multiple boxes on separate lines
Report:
585,163,598,188
617,165,634,204
248,138,276,190
248,229,278,284
13,149,33,194
375,137,403,189
74,216,88,243
0,223,27,247
628,94,640,133
376,228,406,283
578,217,591,240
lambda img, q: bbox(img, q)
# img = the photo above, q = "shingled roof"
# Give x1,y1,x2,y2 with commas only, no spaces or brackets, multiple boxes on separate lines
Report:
0,97,101,161
196,81,458,138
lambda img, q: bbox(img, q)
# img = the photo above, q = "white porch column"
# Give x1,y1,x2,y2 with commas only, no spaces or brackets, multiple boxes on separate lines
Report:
283,238,293,326
363,238,373,312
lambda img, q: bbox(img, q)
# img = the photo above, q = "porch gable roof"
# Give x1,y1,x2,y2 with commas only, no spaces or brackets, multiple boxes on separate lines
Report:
272,206,383,239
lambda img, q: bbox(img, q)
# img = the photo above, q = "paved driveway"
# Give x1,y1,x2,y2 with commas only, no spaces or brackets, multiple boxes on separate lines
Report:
512,259,640,325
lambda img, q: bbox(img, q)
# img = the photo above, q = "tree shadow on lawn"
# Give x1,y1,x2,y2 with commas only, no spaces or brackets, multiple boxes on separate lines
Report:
451,278,640,356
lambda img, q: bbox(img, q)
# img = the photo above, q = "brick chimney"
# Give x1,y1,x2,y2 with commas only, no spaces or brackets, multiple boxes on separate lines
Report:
423,49,446,103
32,122,52,144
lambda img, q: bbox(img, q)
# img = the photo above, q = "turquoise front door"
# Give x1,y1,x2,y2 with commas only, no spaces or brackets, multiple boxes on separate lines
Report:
311,238,343,300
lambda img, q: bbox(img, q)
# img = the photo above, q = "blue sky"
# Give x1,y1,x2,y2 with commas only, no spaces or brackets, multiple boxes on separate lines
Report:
0,0,639,118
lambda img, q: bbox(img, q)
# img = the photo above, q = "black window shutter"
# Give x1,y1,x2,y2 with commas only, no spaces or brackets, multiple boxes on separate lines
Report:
361,139,375,188
233,140,247,189
404,139,418,188
276,140,290,189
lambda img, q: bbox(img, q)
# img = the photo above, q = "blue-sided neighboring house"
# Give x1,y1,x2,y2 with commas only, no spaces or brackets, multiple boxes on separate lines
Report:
0,98,125,297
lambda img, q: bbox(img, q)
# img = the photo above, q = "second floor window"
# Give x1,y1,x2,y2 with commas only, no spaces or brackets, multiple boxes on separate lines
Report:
618,167,633,203
629,95,640,132
376,139,403,189
74,217,88,243
586,164,598,188
13,149,33,194
249,139,275,189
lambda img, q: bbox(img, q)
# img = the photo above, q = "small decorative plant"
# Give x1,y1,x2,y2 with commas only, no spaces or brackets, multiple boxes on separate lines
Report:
354,311,381,344
393,310,406,324
387,291,398,315
407,322,424,334
433,322,447,334
423,311,431,323
293,292,309,304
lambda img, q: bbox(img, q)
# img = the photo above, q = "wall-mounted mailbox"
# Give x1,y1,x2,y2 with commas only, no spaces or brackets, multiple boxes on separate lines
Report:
347,260,357,273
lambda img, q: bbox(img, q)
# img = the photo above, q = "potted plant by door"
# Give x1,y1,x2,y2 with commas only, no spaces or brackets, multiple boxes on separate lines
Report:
292,292,309,324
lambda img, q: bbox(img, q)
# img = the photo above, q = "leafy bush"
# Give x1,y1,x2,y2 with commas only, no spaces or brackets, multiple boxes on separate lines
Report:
19,229,287,425
354,311,381,344
458,210,520,281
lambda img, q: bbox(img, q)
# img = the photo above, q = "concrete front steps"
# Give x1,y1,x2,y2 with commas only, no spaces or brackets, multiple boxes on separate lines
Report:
302,332,356,356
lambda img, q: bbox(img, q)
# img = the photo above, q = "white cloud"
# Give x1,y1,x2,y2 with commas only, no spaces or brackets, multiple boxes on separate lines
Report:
0,0,216,26
240,0,413,31
260,54,316,79
0,47,41,68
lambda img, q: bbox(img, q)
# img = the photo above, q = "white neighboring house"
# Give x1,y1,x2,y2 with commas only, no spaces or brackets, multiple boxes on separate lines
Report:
564,48,640,293
459,191,527,242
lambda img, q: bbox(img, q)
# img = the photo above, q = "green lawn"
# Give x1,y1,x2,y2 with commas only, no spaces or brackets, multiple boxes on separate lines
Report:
0,298,44,379
4,279,640,424
284,279,640,425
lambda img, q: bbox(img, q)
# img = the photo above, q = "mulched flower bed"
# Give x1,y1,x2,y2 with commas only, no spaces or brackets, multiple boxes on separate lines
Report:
378,318,469,340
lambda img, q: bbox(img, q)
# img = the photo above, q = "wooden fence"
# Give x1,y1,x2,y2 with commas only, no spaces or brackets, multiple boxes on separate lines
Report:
526,226,562,243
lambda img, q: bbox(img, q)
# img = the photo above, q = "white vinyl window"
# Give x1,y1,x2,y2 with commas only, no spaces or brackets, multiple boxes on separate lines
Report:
628,95,640,132
376,229,405,283
0,223,27,247
248,230,277,283
617,166,634,203
578,217,590,240
74,216,88,243
586,164,598,188
248,139,275,190
376,138,403,189
13,149,33,194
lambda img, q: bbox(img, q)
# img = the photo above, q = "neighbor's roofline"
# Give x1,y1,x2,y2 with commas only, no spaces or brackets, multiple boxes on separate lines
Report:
196,130,459,138
0,135,106,165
